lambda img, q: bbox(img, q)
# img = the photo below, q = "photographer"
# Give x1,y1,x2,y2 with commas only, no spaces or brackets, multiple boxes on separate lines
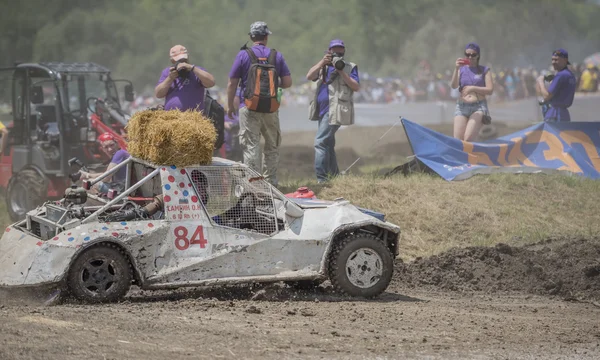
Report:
306,39,359,183
536,49,576,122
155,45,216,111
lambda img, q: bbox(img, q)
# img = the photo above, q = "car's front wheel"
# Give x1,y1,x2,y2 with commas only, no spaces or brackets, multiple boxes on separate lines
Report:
67,244,132,303
328,233,393,298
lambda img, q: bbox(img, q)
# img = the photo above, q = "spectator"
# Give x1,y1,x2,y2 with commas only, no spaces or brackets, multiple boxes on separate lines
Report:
223,88,243,161
450,42,494,141
536,49,577,122
306,39,360,183
226,21,292,186
578,63,598,93
155,44,216,111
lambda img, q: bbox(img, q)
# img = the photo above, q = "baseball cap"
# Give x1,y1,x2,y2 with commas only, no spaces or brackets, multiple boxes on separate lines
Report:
169,45,188,61
553,48,570,65
329,39,345,49
465,42,480,54
249,21,272,36
98,133,115,143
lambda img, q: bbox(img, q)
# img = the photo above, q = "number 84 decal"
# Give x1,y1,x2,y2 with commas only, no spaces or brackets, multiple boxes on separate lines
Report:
174,225,208,251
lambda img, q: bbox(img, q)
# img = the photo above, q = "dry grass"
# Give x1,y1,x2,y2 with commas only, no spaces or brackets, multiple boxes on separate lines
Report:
283,172,600,261
127,109,216,167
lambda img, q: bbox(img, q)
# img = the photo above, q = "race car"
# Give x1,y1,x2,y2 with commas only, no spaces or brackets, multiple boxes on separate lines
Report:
0,157,401,303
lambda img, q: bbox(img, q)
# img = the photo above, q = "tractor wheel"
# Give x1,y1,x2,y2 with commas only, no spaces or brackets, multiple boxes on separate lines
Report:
67,244,132,303
328,233,394,298
6,169,46,221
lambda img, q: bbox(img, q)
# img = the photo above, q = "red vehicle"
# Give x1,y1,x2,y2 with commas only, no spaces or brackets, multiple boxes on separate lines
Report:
0,62,134,221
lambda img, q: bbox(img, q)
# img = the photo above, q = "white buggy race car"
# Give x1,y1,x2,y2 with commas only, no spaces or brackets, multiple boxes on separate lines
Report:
0,157,401,303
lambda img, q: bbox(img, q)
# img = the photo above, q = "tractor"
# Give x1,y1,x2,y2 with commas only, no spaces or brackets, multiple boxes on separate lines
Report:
0,62,134,221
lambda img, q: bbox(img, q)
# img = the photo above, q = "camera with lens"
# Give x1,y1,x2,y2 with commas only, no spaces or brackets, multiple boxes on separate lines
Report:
331,52,346,71
543,74,555,82
171,59,189,78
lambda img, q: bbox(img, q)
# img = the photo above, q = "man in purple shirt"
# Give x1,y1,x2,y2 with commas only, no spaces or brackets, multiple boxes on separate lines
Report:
306,39,360,183
226,21,292,186
155,44,216,111
537,48,577,122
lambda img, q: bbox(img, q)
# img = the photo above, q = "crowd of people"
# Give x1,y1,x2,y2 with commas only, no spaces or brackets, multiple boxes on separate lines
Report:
126,62,599,115
116,20,597,184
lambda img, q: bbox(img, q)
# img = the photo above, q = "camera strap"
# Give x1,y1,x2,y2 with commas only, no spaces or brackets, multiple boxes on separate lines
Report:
322,66,339,85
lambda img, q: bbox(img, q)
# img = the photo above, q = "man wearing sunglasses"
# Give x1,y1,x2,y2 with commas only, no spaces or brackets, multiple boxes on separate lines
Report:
536,48,576,122
79,133,130,194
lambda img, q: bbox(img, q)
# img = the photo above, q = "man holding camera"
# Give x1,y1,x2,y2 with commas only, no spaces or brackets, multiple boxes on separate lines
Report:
155,45,216,111
227,21,292,186
306,39,360,183
536,48,576,122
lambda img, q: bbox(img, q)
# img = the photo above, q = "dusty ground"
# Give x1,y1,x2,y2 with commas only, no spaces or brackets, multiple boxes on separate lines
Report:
1,237,599,360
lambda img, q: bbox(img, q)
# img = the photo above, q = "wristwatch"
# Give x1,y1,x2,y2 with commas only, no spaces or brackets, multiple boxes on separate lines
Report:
191,65,196,72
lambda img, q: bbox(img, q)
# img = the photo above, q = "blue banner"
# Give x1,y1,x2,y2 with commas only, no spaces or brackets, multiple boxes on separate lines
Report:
402,119,600,181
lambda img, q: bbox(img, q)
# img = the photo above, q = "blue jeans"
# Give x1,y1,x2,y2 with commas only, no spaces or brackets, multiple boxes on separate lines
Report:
314,112,340,182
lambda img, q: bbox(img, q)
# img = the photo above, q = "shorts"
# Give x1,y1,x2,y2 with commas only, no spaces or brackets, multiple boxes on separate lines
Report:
454,100,489,118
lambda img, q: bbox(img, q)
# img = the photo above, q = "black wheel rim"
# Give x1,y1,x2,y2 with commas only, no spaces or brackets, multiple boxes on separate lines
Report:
79,256,119,297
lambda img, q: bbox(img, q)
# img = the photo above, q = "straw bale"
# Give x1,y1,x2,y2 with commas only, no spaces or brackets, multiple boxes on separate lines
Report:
126,109,217,167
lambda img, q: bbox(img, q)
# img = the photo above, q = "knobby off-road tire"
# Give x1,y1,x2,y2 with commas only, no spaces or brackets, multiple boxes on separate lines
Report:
6,169,46,222
67,244,132,303
328,233,394,298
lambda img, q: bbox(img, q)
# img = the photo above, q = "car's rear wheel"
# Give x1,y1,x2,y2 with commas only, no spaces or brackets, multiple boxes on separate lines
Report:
67,244,132,303
328,233,393,298
6,169,46,221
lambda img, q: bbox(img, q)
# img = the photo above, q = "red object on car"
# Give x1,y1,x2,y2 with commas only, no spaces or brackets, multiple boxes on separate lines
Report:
285,186,315,199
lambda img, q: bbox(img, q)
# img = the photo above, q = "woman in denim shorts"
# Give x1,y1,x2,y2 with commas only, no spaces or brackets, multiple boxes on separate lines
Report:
450,43,494,141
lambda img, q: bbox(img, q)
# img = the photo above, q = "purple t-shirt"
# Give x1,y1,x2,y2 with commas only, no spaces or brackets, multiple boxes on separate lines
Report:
545,68,576,121
224,113,239,152
459,65,489,88
316,65,360,118
228,44,291,100
157,66,207,111
111,149,130,183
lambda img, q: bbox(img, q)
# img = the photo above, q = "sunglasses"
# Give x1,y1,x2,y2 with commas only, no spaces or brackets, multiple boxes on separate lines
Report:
464,53,479,58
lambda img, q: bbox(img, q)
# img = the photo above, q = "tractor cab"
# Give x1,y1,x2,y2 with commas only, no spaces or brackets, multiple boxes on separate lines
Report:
0,62,135,221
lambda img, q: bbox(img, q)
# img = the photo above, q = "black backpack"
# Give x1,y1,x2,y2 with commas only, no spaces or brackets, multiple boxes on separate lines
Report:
203,91,225,149
243,48,280,113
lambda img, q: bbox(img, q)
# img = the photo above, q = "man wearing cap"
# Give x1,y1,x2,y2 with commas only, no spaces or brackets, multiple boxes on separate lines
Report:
537,48,577,122
226,21,292,186
80,133,130,194
306,39,360,183
155,45,216,111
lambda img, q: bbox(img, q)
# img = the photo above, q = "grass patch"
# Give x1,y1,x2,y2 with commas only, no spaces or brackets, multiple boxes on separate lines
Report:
290,172,600,261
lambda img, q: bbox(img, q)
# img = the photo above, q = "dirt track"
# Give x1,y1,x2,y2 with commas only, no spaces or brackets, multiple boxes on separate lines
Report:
1,238,599,360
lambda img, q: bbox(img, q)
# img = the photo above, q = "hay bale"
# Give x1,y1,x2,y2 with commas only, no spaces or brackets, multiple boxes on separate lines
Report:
126,109,217,167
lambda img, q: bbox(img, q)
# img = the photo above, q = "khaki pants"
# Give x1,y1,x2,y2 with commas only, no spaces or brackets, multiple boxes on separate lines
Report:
238,107,281,186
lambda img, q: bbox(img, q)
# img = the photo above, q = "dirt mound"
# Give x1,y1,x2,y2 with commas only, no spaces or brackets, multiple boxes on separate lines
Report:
393,238,600,300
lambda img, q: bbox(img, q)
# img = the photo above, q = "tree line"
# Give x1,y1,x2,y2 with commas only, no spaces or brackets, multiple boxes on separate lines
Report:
1,0,599,91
